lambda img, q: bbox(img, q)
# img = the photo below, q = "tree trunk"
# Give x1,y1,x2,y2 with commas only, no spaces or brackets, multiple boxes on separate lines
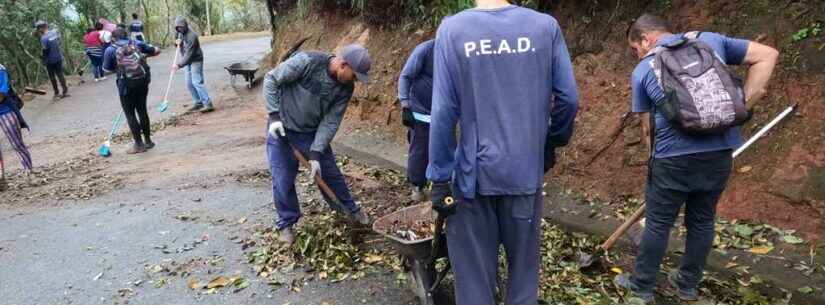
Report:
140,0,151,42
266,0,278,49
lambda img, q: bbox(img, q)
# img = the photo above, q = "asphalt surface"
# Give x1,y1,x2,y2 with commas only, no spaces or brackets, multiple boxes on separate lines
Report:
0,36,416,305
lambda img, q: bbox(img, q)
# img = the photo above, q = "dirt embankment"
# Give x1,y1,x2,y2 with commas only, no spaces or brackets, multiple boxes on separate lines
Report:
267,1,825,241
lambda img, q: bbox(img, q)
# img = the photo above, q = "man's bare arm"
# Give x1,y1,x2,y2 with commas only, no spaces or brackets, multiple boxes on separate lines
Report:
741,41,779,107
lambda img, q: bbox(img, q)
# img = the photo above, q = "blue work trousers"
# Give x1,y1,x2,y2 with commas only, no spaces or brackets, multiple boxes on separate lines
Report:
266,129,360,230
631,150,732,294
447,191,543,305
406,121,429,187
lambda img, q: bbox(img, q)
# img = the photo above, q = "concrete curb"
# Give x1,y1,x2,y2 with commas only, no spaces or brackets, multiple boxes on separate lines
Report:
331,132,825,305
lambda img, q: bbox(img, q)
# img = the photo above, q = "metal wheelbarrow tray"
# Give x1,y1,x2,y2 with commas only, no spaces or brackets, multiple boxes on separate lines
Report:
373,203,451,305
224,62,259,88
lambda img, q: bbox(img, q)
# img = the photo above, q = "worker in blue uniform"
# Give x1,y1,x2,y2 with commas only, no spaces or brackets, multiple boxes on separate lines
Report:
397,39,434,201
427,1,580,304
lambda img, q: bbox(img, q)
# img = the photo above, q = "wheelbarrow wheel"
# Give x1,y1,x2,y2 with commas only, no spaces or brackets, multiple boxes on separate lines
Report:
405,258,436,305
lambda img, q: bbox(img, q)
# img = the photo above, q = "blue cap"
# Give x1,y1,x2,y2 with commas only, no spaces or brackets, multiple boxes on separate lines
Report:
340,44,372,83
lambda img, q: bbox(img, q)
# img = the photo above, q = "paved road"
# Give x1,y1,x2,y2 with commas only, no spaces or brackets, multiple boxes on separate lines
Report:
0,36,416,305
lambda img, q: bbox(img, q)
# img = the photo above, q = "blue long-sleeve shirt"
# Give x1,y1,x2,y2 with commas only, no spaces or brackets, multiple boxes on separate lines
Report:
397,40,434,115
426,5,579,198
40,30,64,64
0,65,12,116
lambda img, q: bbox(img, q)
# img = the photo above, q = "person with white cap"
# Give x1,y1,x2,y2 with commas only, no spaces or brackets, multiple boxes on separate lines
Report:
262,43,372,246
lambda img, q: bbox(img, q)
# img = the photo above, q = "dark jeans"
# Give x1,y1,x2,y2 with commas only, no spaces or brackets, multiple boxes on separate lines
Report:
406,121,429,187
46,61,68,95
87,54,104,79
118,83,151,145
631,150,733,294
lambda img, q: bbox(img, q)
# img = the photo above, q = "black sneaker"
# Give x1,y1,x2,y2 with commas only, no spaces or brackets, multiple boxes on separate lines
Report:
667,270,700,301
145,141,156,149
187,104,204,112
200,104,215,113
127,144,147,154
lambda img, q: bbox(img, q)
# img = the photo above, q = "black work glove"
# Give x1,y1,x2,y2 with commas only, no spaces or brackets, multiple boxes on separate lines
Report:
544,141,557,173
430,182,456,217
402,107,414,128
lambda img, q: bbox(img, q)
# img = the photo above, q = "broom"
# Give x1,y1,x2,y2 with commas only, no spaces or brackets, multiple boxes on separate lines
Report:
98,111,124,157
157,44,180,113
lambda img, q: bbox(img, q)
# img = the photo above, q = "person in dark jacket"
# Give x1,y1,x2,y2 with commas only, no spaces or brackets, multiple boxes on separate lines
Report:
171,16,212,113
397,39,434,201
0,64,33,191
129,13,145,42
35,20,69,101
103,29,161,154
262,44,373,246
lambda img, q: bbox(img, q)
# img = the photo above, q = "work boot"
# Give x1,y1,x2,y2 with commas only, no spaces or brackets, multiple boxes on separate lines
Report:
200,104,215,113
61,92,70,99
278,227,295,247
126,143,147,154
145,141,156,150
350,210,371,226
0,178,7,192
187,104,204,113
410,186,424,201
614,274,654,304
668,270,700,301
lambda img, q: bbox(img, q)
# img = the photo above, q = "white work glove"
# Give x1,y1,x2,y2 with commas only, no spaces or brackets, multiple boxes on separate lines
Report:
309,160,322,178
268,121,286,138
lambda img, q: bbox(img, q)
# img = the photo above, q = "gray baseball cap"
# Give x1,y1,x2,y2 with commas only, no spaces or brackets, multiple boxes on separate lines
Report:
340,44,372,83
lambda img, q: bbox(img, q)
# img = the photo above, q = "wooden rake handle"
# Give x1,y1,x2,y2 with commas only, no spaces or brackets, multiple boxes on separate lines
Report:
287,143,341,204
600,204,645,251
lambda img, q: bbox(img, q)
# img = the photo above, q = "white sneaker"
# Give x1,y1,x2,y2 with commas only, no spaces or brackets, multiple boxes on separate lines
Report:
101,76,107,81
350,210,371,226
94,78,99,82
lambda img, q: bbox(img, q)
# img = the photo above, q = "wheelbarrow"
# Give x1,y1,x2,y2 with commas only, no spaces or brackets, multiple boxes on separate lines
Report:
224,62,259,88
373,202,453,305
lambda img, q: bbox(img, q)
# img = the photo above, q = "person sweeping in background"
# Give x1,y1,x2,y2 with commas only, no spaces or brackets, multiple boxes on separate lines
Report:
129,13,145,42
103,29,161,154
83,23,106,82
262,44,373,246
0,64,33,191
172,16,213,113
397,39,434,201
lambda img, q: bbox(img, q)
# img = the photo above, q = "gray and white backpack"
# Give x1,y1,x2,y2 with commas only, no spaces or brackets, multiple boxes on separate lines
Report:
648,32,749,135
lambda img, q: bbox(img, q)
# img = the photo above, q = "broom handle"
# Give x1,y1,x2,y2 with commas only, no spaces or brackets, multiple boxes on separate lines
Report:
162,45,180,102
107,111,124,141
600,204,646,250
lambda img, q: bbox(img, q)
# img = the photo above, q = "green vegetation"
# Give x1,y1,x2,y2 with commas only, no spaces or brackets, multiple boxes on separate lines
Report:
0,0,267,88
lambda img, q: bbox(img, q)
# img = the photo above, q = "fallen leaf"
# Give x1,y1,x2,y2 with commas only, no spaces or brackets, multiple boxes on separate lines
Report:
238,217,248,224
364,254,383,264
797,286,814,294
93,272,104,281
781,235,804,244
725,262,739,269
187,278,202,290
610,267,623,274
748,246,773,255
207,276,231,289
738,165,752,173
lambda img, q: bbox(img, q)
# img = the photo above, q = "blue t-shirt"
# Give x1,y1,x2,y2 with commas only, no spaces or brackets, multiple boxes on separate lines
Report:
427,5,579,198
0,65,12,115
397,40,435,115
130,20,144,33
631,32,750,158
103,39,158,96
40,30,64,64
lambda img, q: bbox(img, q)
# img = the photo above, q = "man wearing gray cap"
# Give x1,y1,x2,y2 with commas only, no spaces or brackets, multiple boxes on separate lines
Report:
262,43,372,246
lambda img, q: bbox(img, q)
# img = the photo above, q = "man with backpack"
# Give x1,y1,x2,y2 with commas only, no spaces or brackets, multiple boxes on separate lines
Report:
397,39,434,201
614,14,779,303
0,63,33,191
172,16,213,113
428,1,579,304
103,28,161,154
34,21,69,101
262,44,373,246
